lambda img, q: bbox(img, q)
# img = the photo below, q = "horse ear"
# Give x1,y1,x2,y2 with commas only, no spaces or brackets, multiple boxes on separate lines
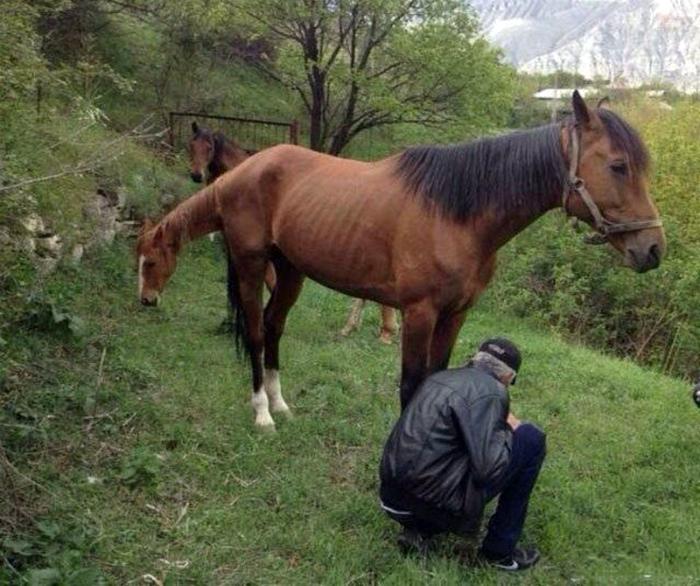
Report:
597,96,611,110
139,218,153,238
572,90,591,126
192,121,199,134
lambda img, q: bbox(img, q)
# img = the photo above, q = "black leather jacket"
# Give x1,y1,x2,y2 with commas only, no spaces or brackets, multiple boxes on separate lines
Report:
380,366,512,529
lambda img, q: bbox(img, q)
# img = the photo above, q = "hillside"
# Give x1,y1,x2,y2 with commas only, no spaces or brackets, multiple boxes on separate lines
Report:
2,239,698,583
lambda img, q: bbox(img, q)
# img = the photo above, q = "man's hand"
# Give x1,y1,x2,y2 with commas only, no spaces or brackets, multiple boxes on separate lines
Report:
507,412,521,430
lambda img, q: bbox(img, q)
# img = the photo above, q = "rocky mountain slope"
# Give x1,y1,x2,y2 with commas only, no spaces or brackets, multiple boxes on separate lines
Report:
471,0,700,90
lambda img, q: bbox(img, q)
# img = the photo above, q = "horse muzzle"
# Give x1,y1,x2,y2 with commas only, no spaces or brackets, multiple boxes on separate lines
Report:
190,171,203,183
140,295,159,307
626,243,663,274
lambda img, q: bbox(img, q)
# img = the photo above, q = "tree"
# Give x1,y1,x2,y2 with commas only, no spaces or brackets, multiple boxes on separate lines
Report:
234,0,515,154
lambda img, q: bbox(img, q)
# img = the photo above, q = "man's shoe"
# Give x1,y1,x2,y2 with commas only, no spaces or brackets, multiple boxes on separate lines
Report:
478,546,540,571
397,528,432,557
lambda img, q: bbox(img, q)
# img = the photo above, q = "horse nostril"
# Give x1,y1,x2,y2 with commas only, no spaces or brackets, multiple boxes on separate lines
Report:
190,172,202,183
647,244,661,268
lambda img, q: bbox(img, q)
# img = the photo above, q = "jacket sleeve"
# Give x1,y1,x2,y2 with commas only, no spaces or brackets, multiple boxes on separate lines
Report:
452,394,512,487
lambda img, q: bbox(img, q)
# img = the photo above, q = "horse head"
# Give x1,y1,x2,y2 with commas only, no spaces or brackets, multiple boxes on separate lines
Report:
564,91,665,273
136,218,181,306
188,121,215,184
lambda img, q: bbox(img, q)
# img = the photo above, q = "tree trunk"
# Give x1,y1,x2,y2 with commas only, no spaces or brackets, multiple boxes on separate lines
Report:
308,64,325,151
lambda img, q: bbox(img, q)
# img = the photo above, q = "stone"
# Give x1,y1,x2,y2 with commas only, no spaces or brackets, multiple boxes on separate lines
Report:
35,234,63,258
71,243,85,264
20,213,45,235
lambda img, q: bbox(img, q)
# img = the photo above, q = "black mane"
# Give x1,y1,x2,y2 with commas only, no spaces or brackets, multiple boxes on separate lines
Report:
395,109,648,223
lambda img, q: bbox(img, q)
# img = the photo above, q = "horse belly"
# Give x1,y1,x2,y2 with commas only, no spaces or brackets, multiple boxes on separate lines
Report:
273,193,397,302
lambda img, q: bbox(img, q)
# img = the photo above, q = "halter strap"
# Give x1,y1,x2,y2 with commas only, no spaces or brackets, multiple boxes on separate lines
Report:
562,124,662,245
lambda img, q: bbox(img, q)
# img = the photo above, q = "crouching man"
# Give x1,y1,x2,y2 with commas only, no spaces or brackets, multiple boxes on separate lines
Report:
379,338,546,572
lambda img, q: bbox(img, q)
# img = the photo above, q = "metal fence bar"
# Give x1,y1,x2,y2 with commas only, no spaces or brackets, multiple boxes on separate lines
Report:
169,112,300,152
170,111,295,128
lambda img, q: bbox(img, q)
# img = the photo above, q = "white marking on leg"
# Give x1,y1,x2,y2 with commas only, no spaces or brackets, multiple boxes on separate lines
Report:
138,255,145,299
251,386,275,429
341,298,365,336
264,369,291,416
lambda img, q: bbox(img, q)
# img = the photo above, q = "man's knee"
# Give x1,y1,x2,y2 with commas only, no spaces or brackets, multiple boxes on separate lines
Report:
516,422,546,457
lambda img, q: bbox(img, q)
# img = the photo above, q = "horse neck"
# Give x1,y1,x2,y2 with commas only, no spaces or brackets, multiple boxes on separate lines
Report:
163,186,222,246
474,201,561,255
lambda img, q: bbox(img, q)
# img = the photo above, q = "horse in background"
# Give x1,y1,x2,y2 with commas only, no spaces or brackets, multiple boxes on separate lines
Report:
188,120,398,343
139,92,664,430
188,121,252,185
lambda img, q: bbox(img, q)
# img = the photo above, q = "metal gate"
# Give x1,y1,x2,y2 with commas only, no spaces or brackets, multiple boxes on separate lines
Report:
169,112,299,152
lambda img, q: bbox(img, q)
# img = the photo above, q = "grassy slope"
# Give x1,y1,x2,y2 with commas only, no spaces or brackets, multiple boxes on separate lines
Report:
2,236,699,585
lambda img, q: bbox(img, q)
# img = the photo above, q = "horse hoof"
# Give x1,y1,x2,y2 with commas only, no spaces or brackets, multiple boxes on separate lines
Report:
379,332,394,345
276,408,293,419
254,412,276,430
256,421,276,432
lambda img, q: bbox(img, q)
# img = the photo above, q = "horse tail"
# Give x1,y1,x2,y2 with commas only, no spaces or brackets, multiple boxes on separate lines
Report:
225,247,253,363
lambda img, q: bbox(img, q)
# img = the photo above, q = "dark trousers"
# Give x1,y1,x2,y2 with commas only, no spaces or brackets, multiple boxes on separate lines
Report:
481,422,546,556
382,423,546,556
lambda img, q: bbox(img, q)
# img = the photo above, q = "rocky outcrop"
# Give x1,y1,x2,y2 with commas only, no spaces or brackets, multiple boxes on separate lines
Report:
20,186,138,273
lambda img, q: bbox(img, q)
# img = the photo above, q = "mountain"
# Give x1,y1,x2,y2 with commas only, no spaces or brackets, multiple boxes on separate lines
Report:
470,0,700,91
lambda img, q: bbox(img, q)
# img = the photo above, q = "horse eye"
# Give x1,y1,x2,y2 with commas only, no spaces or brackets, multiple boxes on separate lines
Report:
143,260,156,268
610,162,627,176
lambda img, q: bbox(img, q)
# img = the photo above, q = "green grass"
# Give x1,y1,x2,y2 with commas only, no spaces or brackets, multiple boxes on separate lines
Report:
2,238,699,585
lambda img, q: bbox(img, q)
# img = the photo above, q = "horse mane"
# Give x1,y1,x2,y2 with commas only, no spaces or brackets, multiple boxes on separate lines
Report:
137,183,220,253
212,130,246,158
395,124,567,222
394,109,648,223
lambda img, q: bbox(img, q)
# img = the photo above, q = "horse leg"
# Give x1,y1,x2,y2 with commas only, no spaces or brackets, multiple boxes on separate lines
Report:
429,310,468,373
230,253,272,429
378,305,399,344
263,251,304,417
399,302,438,410
340,298,365,337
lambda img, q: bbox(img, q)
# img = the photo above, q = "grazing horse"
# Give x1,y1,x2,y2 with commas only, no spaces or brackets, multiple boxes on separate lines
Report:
138,92,665,429
188,120,399,342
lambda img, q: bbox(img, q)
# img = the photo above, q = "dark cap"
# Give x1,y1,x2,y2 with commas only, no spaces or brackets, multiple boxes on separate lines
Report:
479,338,522,373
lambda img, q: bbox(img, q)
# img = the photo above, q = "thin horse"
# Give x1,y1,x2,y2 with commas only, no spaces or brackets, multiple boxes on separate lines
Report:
138,92,665,429
188,120,399,342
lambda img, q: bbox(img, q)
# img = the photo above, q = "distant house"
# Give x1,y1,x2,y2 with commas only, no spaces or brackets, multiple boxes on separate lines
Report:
533,88,596,100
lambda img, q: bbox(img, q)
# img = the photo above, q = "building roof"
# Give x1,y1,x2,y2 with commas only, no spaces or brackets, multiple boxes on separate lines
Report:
533,88,596,100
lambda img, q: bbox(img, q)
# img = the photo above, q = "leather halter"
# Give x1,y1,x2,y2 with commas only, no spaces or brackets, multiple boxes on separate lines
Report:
562,124,663,245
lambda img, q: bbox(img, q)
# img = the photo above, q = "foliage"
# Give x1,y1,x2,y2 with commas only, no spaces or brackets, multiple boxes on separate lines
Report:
234,0,516,153
3,520,104,584
118,446,162,488
0,1,47,110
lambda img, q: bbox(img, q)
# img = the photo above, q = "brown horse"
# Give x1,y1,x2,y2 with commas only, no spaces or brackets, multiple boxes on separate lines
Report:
188,121,251,185
188,120,399,342
138,92,665,429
